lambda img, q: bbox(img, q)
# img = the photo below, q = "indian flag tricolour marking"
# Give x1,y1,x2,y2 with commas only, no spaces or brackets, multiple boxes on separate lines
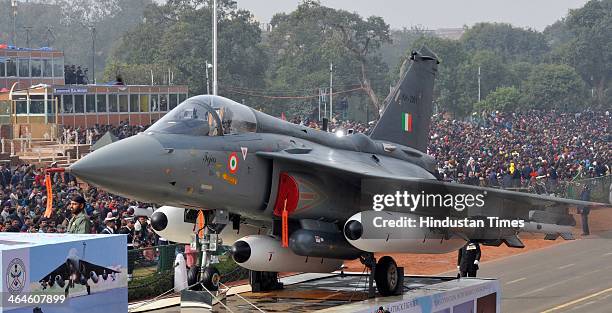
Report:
402,113,413,132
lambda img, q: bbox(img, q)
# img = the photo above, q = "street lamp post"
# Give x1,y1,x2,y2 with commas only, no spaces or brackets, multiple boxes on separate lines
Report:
91,26,96,84
329,62,333,121
212,0,218,95
318,88,321,121
11,0,18,46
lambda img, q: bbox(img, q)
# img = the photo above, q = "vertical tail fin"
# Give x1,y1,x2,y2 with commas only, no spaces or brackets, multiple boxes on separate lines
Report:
369,47,438,152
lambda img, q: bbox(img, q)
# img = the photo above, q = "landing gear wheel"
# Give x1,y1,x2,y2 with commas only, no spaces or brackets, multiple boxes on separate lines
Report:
201,266,221,291
86,285,91,295
187,266,199,286
375,256,400,296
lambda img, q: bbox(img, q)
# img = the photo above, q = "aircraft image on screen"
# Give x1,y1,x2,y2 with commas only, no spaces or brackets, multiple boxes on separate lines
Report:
39,246,120,296
67,47,607,296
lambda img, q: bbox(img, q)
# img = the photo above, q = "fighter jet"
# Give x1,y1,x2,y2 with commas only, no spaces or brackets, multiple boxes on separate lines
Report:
39,247,120,297
68,47,606,296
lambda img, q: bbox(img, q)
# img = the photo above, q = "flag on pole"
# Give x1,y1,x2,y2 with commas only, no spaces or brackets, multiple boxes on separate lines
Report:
402,113,413,132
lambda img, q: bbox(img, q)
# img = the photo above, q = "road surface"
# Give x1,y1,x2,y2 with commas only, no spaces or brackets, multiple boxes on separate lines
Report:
475,232,612,313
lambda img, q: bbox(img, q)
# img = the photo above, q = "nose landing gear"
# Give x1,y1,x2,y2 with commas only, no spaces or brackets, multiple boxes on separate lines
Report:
181,209,229,309
201,266,221,291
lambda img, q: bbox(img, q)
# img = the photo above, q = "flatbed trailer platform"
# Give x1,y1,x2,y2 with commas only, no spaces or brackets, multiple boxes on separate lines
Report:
131,272,500,313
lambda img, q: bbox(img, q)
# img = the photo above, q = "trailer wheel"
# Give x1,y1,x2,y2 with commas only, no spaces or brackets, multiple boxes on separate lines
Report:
375,256,400,296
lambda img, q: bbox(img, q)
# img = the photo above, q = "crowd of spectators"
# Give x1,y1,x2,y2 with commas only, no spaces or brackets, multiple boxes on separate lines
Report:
0,162,157,250
428,110,610,190
61,121,150,145
292,110,610,193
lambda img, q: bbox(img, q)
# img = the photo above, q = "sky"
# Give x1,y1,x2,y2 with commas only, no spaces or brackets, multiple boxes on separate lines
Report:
235,0,590,31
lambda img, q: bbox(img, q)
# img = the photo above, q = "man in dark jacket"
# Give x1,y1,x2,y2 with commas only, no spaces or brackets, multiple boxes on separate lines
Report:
0,164,11,188
579,185,591,236
119,217,135,281
457,241,481,277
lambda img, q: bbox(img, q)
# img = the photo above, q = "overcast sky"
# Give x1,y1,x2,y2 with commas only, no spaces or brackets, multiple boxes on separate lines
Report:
235,0,589,31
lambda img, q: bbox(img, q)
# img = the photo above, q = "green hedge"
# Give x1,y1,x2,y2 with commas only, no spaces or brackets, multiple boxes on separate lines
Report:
129,270,174,302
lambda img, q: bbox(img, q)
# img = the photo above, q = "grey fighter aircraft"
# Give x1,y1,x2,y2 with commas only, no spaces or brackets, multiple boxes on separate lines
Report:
39,247,120,297
68,47,607,296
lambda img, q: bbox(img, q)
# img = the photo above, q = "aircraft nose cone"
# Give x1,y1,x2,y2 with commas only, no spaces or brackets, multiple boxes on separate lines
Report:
151,211,168,232
69,134,167,201
231,240,251,264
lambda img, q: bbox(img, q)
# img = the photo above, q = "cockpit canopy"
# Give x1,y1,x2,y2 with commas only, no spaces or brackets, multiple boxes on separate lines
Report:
147,95,257,136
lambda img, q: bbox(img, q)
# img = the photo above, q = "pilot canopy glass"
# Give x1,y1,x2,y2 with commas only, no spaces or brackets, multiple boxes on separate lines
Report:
147,95,257,136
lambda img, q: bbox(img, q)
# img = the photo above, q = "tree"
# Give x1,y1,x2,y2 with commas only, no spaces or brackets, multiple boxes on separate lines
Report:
108,0,268,103
559,0,612,108
543,19,573,49
324,8,392,111
407,36,468,116
379,28,424,76
0,0,152,82
457,50,513,108
461,22,549,62
507,62,534,88
522,64,587,111
55,0,121,26
263,1,390,117
475,86,521,112
406,39,512,116
108,2,168,65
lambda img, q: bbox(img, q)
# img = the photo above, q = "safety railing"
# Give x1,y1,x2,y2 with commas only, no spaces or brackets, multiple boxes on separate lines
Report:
0,137,32,156
485,174,611,203
562,175,611,203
